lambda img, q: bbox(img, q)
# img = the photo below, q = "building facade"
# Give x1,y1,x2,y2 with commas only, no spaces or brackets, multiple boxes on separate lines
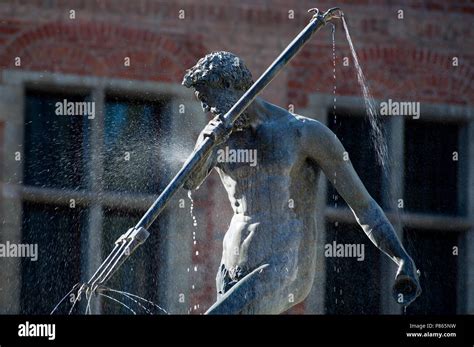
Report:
0,0,472,314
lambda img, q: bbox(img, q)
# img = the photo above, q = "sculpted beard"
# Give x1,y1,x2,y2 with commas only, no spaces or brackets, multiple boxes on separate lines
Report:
205,92,250,131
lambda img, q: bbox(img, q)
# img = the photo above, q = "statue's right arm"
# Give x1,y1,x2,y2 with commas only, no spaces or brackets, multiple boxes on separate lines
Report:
182,129,218,191
301,118,421,305
183,115,230,190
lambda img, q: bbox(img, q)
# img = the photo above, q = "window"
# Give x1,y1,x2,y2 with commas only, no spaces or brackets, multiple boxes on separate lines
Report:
20,88,171,314
323,106,468,315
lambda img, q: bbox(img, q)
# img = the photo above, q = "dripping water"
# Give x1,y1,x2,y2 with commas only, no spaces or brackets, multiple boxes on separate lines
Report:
187,190,200,313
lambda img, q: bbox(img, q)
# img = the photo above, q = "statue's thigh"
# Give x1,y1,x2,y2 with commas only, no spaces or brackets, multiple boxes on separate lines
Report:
206,263,292,314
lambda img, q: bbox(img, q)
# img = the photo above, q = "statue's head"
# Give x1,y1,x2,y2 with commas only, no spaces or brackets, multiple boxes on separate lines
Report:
182,51,254,130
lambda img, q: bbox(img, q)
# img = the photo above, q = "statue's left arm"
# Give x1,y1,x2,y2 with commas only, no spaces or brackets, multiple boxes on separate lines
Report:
302,119,421,305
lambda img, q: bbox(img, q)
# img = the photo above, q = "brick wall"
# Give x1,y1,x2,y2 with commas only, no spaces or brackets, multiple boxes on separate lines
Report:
1,1,472,105
0,0,472,314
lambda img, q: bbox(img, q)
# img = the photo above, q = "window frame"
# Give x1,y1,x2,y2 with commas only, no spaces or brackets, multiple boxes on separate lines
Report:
4,69,195,314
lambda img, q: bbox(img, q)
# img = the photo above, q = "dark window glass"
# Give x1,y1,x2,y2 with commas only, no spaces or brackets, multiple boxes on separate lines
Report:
324,222,380,314
100,207,165,314
103,96,169,194
404,121,460,215
20,202,86,314
0,122,4,180
403,228,458,314
327,112,383,208
24,90,89,189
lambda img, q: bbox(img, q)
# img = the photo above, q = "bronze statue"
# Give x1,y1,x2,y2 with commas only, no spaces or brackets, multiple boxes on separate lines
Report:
182,51,421,314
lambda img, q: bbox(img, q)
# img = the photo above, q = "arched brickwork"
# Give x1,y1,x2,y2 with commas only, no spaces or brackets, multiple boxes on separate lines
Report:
0,20,206,83
288,43,473,108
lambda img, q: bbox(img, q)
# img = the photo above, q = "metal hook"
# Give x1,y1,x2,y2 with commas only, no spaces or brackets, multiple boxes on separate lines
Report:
307,8,320,16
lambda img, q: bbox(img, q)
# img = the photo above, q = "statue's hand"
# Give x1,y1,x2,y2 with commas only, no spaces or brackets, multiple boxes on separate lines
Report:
392,258,421,306
202,115,232,145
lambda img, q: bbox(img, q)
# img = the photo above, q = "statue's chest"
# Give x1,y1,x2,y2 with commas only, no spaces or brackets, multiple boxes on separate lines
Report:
217,125,297,180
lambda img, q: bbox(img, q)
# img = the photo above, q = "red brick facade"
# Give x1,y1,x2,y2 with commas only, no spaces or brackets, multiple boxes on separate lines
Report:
1,1,472,105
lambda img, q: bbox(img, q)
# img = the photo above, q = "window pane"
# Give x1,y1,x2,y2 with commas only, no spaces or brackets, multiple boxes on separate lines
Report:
24,90,89,189
403,228,458,314
404,121,461,215
100,207,164,314
20,202,87,314
324,222,381,314
327,113,383,208
103,96,169,194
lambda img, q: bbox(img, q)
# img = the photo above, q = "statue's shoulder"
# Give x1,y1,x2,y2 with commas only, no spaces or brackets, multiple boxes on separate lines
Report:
289,114,327,133
287,114,338,150
265,102,329,137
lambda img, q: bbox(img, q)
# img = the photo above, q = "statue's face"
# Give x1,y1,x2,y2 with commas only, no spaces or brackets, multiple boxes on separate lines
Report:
194,83,241,118
191,78,250,131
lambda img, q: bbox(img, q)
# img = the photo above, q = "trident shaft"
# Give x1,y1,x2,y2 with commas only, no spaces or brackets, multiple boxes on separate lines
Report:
81,7,342,296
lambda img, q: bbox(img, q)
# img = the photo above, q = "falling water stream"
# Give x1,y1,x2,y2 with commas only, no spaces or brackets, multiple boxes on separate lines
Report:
331,23,342,309
341,16,388,171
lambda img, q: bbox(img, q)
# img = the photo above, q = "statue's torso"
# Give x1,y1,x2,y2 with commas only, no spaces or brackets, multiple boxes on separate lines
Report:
215,106,321,299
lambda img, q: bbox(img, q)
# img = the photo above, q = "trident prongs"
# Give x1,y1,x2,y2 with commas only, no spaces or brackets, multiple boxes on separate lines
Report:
82,227,150,295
